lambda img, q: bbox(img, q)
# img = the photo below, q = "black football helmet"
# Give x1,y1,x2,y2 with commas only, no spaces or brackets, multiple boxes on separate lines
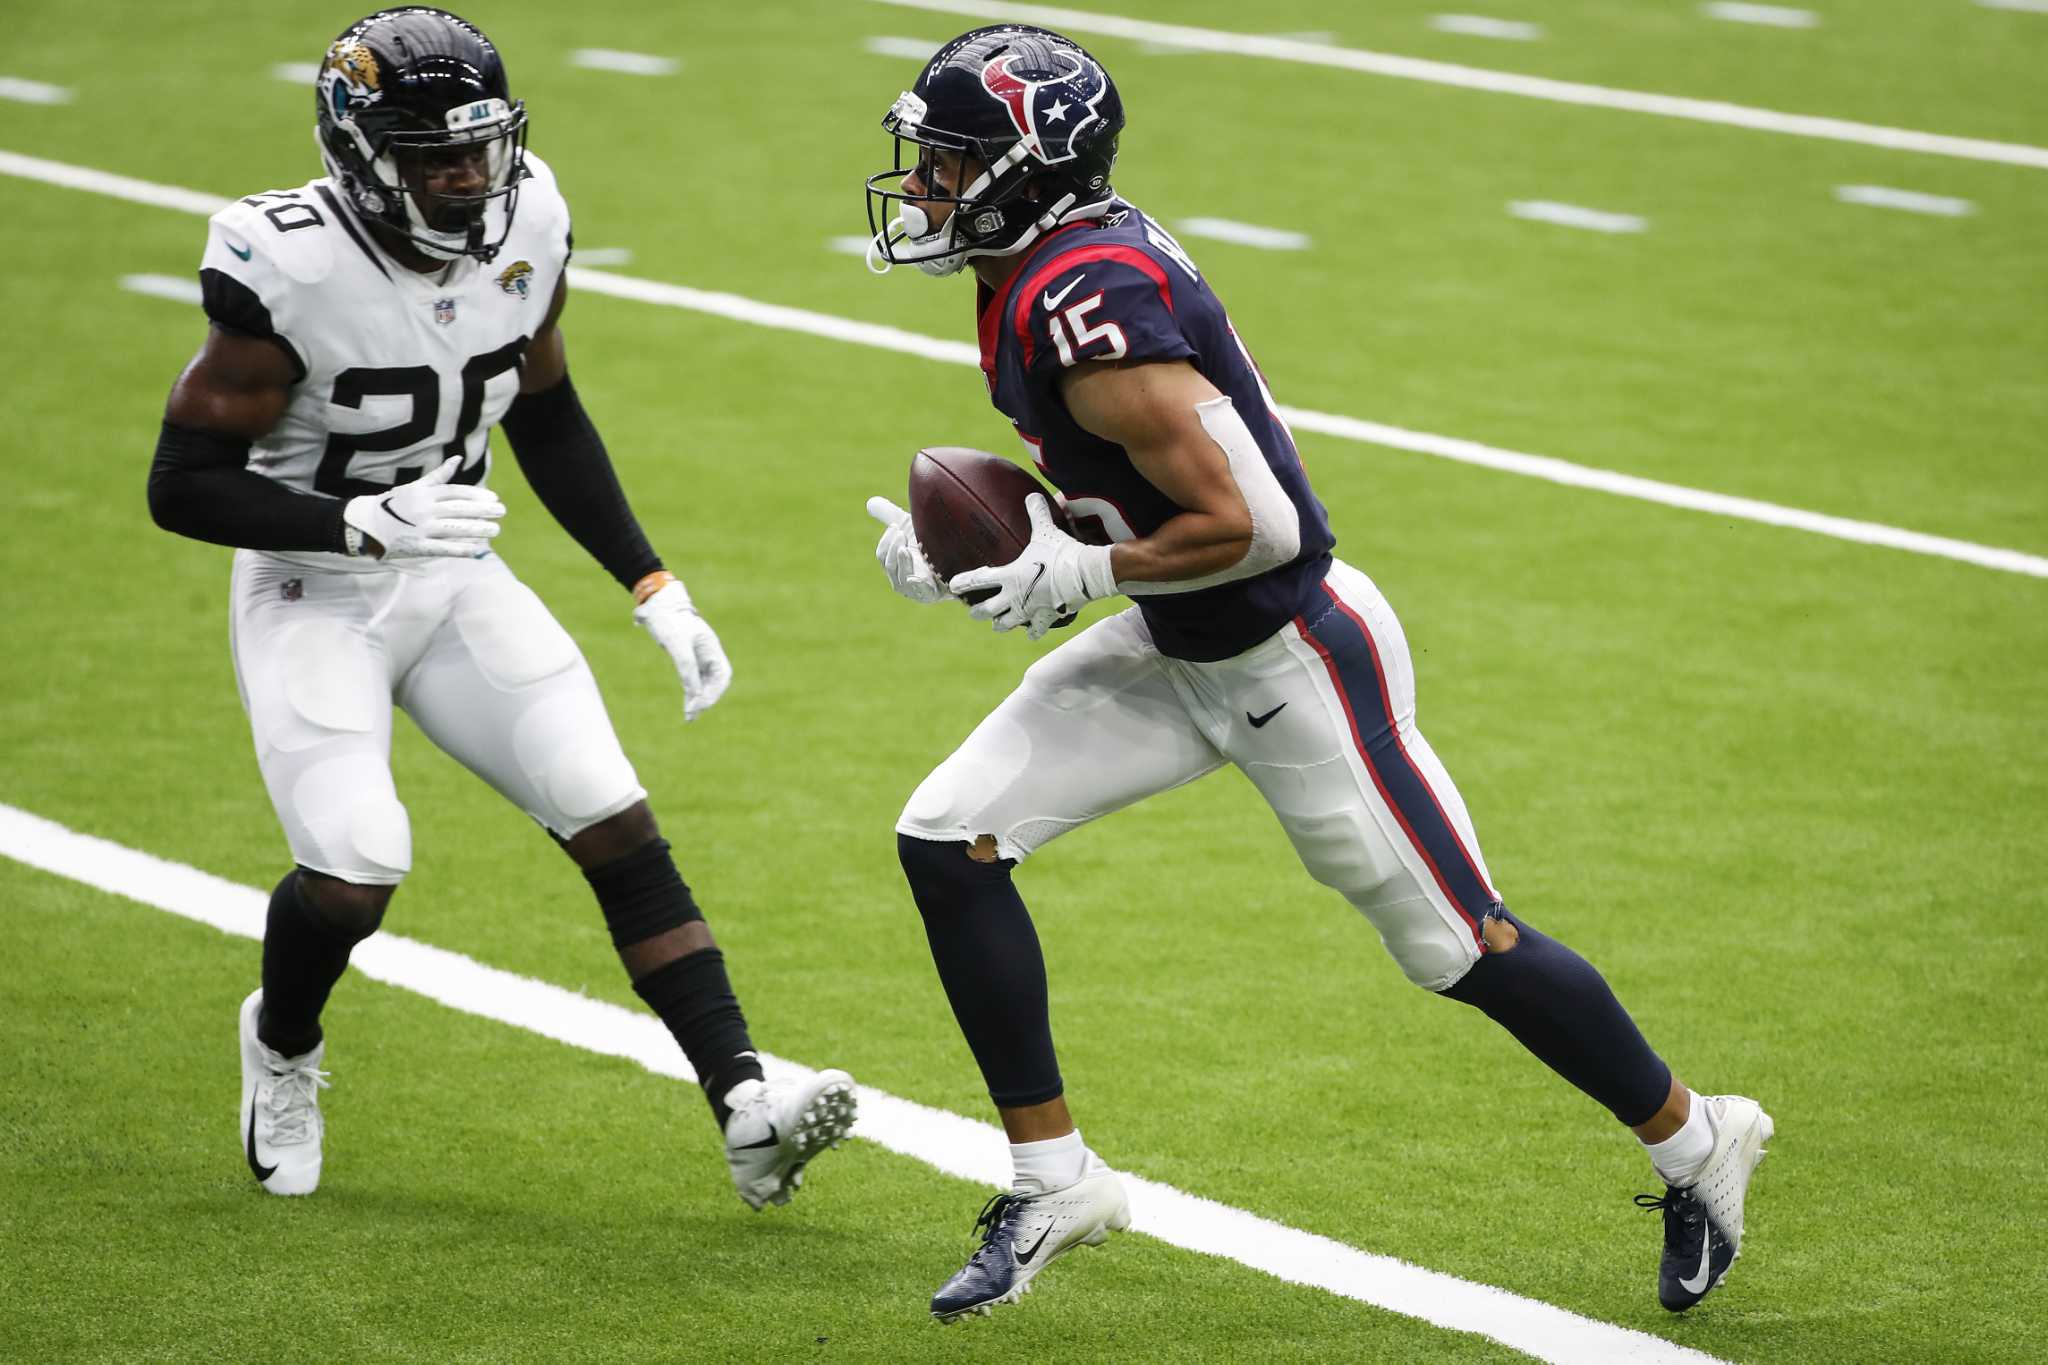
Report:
314,7,527,262
864,25,1123,276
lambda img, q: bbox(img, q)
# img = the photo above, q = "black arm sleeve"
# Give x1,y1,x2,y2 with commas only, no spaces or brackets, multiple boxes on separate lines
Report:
147,422,349,553
498,376,662,589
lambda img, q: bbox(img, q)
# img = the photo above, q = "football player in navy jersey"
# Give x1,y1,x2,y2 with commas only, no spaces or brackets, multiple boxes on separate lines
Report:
147,7,854,1209
863,25,1771,1321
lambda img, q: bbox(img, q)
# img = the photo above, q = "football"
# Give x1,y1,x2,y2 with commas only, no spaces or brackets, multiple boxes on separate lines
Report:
907,446,1072,599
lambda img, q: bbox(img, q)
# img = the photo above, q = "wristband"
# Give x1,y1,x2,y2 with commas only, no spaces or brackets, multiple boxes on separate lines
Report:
632,570,676,606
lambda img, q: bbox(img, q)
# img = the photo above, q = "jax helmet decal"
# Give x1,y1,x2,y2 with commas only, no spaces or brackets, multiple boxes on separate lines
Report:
864,25,1123,277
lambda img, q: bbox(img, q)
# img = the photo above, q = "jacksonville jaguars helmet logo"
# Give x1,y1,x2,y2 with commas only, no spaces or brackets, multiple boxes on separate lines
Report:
321,40,382,116
979,51,1107,165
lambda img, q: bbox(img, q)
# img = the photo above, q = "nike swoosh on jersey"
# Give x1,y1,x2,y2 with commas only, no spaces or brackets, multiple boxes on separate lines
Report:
1042,276,1085,312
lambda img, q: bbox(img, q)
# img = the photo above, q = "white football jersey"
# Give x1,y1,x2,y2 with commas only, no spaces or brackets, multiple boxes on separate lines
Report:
197,151,572,518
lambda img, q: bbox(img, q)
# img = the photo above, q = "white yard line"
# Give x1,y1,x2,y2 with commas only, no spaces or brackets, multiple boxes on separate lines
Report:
10,147,2045,582
866,0,2048,171
270,62,320,84
1174,217,1312,250
864,35,942,59
567,49,680,76
1138,29,1333,56
0,76,72,105
1508,200,1648,233
119,273,202,304
1833,184,1976,216
1973,0,2048,11
1429,15,1545,42
0,802,1725,1365
827,233,879,256
1702,2,1820,29
572,246,635,266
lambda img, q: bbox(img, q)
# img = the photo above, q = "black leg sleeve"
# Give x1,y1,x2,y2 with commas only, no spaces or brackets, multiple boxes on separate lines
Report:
898,833,1063,1109
1437,910,1673,1127
257,871,380,1057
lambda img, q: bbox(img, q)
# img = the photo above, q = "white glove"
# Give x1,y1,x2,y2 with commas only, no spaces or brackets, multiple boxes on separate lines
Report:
343,455,505,559
632,578,732,722
949,493,1117,640
865,496,946,604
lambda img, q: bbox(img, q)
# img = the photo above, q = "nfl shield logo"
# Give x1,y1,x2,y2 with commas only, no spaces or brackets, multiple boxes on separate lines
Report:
433,297,457,325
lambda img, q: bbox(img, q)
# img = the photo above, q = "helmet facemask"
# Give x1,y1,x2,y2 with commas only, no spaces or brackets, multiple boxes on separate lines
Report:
864,90,1108,277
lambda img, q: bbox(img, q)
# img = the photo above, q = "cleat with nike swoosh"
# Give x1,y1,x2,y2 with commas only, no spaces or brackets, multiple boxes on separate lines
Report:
1636,1093,1773,1311
930,1166,1130,1322
237,989,330,1197
722,1068,858,1211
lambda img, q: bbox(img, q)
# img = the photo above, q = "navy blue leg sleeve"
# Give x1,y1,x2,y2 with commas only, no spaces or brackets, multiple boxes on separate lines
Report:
1438,910,1673,1127
898,833,1063,1108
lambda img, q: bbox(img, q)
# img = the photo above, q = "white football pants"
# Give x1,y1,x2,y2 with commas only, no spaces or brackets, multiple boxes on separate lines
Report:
229,550,645,885
898,559,1502,990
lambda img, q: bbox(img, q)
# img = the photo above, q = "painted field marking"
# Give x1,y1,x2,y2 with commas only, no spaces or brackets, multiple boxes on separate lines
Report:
270,62,320,84
1974,0,2048,10
1834,184,1976,216
0,802,1726,1365
119,273,202,305
9,147,2045,583
573,246,635,267
865,35,941,59
827,233,878,256
1429,15,1545,42
0,77,72,105
1174,217,1313,250
1702,2,1820,28
568,49,680,77
1509,200,1648,233
1139,29,1334,56
867,0,2048,170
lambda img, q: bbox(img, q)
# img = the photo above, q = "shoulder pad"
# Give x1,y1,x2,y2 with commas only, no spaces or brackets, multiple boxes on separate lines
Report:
1010,244,1195,373
514,151,573,266
205,185,337,289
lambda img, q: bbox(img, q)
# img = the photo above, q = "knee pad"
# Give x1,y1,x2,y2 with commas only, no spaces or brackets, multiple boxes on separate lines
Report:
586,838,702,949
897,832,1013,910
289,757,411,883
512,693,644,830
295,869,393,940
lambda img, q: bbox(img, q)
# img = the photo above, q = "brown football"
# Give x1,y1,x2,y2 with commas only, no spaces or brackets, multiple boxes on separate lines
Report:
908,446,1073,600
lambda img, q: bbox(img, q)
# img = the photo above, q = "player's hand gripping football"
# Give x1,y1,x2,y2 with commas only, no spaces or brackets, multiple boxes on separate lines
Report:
633,579,733,722
950,493,1117,640
865,496,948,604
342,455,505,559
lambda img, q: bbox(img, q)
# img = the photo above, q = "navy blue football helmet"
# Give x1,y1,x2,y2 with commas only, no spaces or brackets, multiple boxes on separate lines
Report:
865,26,1124,275
314,7,527,262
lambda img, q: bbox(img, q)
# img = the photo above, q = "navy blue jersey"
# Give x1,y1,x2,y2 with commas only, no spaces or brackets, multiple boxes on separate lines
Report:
976,204,1335,662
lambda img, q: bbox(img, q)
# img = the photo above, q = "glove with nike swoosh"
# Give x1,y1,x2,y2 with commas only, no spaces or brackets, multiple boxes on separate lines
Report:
949,493,1116,640
342,455,505,559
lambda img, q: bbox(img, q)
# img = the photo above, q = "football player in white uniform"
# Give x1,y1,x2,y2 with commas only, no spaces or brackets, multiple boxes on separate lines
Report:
148,7,854,1209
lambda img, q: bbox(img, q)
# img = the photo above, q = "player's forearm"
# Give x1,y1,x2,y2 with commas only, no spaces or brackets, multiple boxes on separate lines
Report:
1108,512,1252,585
499,376,662,590
147,421,349,552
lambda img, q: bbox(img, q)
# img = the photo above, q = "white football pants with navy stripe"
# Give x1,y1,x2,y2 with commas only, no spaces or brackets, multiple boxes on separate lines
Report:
230,549,646,886
898,558,1501,991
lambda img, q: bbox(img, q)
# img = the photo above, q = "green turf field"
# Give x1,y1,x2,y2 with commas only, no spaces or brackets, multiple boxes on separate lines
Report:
3,2,2045,1360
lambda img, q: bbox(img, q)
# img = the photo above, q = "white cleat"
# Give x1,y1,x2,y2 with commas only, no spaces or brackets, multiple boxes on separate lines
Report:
930,1165,1132,1322
723,1068,858,1211
1689,1093,1774,1254
237,989,330,1197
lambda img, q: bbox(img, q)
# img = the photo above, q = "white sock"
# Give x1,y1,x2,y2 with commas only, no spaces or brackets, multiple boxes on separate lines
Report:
1011,1129,1089,1196
1642,1091,1714,1186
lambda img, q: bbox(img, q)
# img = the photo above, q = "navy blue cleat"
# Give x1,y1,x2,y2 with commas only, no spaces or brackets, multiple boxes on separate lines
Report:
1637,1094,1774,1311
930,1168,1131,1322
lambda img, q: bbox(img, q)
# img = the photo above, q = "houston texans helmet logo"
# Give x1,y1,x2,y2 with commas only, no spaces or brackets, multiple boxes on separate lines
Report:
979,51,1106,164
